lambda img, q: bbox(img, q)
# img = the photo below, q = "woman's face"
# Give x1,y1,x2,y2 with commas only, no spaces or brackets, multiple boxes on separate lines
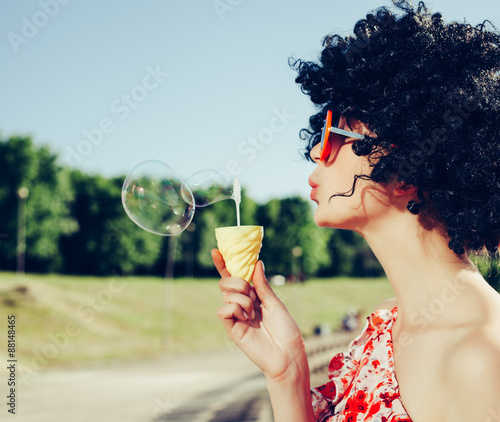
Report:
308,115,391,234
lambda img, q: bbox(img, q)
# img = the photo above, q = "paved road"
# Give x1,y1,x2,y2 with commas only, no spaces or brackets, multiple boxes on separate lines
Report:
7,340,349,422
9,345,273,422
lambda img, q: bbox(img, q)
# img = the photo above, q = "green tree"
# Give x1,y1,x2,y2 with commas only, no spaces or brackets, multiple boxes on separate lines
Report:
298,221,332,276
256,196,331,278
192,188,258,276
61,171,163,275
0,136,77,272
320,229,384,277
474,254,500,291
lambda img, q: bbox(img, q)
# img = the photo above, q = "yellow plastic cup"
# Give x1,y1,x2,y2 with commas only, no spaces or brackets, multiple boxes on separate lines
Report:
215,225,264,283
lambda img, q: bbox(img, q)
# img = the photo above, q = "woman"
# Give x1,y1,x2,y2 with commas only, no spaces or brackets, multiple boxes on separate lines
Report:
212,1,500,420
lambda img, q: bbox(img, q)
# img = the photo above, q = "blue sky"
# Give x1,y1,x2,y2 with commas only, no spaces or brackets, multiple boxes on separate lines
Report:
2,0,500,203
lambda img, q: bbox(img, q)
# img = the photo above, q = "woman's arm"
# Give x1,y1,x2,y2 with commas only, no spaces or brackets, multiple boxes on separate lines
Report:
265,354,315,422
212,249,315,421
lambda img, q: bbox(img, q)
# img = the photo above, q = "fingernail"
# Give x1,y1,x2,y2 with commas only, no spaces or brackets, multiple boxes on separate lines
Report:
261,261,265,272
251,310,255,320
243,311,249,320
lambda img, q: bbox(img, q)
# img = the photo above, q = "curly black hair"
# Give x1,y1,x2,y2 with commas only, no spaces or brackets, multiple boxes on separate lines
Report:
291,0,500,258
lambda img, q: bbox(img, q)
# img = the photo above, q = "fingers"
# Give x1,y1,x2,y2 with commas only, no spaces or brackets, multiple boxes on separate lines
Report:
214,248,261,322
217,304,239,334
251,260,276,303
223,291,255,320
219,276,257,301
217,302,252,325
211,249,231,278
219,276,257,317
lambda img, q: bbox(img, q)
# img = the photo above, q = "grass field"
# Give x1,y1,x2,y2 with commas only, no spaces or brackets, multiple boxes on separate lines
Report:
0,272,394,372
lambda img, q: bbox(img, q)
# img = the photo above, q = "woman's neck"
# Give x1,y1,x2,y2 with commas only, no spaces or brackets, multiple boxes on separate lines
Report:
358,209,489,331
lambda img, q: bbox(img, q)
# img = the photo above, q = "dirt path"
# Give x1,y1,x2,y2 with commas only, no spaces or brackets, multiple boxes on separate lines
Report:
8,339,350,422
10,345,272,422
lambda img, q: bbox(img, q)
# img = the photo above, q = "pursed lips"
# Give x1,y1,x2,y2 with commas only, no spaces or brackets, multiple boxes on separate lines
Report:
309,177,319,201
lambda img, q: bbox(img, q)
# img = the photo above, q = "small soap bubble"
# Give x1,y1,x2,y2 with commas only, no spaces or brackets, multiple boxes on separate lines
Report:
122,160,195,236
183,170,234,207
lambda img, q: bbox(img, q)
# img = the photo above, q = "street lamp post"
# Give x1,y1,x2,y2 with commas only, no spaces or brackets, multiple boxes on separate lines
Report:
17,187,29,277
162,235,178,350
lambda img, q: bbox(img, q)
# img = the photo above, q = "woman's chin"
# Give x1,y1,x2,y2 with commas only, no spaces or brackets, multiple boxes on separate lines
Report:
314,207,352,230
313,209,335,228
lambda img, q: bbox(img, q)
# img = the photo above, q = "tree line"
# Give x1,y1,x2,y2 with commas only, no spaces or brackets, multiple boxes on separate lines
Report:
0,135,497,287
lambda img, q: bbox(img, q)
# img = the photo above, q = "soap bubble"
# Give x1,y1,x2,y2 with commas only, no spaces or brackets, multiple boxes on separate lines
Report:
122,160,195,236
183,170,234,207
122,161,240,235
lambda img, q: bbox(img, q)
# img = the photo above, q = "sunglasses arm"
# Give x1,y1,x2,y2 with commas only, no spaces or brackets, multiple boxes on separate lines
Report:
330,127,366,140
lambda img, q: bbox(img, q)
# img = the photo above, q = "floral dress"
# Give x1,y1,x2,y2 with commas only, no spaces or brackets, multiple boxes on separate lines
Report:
311,306,413,421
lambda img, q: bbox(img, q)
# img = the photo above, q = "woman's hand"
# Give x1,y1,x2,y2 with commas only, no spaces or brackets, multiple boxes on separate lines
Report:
212,249,308,381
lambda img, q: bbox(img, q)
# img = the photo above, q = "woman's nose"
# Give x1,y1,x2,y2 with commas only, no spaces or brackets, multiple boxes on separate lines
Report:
311,142,321,163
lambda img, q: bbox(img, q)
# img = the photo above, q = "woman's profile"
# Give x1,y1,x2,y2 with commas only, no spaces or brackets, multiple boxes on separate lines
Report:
212,1,500,420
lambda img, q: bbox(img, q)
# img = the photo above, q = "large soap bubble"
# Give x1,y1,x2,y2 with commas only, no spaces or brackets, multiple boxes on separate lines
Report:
122,161,241,235
122,160,195,236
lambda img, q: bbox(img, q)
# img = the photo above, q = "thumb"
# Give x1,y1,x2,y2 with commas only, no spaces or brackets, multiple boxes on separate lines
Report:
251,261,278,303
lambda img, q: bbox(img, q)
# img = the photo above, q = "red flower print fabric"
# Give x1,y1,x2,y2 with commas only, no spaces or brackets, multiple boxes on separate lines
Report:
311,306,413,421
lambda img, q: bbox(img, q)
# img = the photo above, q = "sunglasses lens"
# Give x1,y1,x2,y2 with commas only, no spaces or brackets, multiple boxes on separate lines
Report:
319,111,332,160
320,123,327,154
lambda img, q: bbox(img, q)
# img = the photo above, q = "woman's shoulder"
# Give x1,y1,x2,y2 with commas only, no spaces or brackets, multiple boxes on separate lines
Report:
440,300,500,421
372,297,397,312
357,298,397,333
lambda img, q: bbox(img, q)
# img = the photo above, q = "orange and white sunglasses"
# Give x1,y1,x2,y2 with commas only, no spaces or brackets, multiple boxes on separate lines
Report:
319,110,399,161
319,110,366,161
